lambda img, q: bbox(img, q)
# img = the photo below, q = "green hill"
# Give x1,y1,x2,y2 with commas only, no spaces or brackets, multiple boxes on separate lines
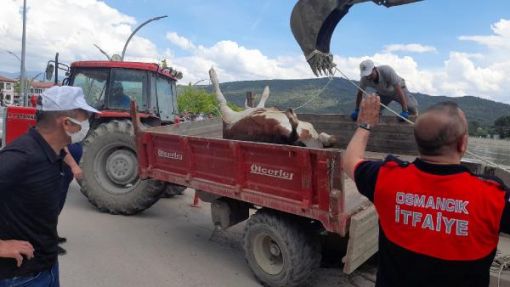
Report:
184,77,510,127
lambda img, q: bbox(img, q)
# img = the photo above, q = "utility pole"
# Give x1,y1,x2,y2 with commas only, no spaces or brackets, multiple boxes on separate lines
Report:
20,0,27,106
246,92,255,108
54,53,59,85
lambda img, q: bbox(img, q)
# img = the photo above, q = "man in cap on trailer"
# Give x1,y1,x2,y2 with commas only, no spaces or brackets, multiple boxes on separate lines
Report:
350,59,418,122
0,86,99,286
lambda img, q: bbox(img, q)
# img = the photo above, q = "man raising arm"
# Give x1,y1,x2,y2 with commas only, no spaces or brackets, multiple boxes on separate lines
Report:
344,95,509,287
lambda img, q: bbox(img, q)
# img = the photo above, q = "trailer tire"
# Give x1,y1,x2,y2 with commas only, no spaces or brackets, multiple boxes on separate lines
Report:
80,120,165,215
243,210,321,287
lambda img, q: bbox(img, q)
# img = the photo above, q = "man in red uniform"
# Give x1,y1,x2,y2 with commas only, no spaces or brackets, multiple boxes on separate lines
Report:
344,95,510,287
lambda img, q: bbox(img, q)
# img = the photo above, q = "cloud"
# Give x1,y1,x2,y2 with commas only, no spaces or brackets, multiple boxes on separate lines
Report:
332,20,510,103
333,53,438,96
163,25,510,104
459,19,510,51
0,0,160,73
337,51,507,103
166,32,196,51
165,32,314,83
1,1,508,104
383,44,437,54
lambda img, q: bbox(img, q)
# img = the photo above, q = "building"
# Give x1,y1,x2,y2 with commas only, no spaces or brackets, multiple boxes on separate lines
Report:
0,75,17,106
29,81,55,97
0,76,56,106
27,81,56,107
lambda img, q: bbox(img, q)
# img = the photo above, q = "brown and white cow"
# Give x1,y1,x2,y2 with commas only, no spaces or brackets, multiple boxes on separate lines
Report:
209,68,336,148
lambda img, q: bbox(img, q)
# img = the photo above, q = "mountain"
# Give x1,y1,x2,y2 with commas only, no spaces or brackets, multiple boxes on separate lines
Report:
191,77,510,127
0,71,46,81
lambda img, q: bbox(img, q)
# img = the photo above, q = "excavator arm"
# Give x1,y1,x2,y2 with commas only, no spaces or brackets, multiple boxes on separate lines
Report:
291,0,424,76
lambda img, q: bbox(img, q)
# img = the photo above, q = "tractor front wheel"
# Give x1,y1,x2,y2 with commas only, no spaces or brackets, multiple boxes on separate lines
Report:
80,120,165,215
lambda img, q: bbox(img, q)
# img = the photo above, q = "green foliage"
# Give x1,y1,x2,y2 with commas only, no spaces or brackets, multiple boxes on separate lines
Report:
469,121,489,137
14,79,30,94
177,85,243,116
178,86,219,115
494,115,510,138
227,102,243,112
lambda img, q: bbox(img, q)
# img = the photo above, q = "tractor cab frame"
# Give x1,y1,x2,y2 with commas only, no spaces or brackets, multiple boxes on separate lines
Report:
67,61,180,124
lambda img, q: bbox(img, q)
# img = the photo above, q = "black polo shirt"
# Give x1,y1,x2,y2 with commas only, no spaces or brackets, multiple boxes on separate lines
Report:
0,128,66,279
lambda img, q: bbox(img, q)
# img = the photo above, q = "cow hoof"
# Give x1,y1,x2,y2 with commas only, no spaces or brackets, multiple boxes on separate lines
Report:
285,108,299,129
320,132,336,147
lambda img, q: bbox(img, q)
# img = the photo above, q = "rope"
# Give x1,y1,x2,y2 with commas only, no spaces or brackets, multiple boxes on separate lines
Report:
333,66,510,173
491,251,510,287
293,73,336,111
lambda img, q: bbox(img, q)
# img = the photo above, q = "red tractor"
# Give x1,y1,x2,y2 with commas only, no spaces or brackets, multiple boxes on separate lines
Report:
63,60,187,215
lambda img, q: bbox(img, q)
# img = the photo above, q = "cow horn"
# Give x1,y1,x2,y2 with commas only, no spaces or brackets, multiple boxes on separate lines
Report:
208,67,237,123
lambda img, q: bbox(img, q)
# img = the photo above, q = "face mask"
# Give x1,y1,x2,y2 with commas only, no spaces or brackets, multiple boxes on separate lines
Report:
65,117,90,143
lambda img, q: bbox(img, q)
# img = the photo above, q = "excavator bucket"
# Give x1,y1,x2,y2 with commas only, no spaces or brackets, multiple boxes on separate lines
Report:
291,0,424,76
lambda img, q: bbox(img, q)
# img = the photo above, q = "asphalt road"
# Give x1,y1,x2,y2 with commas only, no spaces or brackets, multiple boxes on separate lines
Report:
58,182,377,287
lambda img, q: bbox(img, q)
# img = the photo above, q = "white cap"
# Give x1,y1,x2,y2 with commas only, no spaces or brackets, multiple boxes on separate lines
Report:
40,86,99,113
359,59,375,77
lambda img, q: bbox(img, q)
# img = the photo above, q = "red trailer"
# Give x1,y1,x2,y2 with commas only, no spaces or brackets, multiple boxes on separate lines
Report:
132,107,377,287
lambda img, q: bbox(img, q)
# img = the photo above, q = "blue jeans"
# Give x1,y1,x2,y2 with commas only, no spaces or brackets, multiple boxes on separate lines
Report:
0,262,59,287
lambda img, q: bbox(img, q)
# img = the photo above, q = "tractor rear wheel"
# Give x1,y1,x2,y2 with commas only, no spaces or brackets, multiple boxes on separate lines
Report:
80,120,165,215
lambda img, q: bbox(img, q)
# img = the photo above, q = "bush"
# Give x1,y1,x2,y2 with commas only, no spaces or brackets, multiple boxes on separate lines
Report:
494,115,510,139
177,86,220,116
177,85,243,116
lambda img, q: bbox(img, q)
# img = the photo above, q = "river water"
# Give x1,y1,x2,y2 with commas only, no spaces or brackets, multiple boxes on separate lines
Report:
465,137,510,169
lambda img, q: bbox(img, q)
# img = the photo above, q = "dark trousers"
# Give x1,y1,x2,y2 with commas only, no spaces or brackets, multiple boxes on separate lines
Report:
0,262,59,287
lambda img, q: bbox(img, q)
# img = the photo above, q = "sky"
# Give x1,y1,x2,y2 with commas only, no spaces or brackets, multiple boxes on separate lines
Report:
1,0,510,103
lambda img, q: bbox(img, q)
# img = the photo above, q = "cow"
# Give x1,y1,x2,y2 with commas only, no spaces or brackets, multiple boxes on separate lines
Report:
209,68,336,148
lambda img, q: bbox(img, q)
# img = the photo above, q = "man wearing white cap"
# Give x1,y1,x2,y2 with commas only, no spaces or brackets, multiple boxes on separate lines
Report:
350,59,418,122
0,86,98,286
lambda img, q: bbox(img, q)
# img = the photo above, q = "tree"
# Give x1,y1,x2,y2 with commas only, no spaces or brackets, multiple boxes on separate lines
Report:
177,85,219,115
494,115,510,139
468,121,489,137
468,121,480,135
177,85,243,117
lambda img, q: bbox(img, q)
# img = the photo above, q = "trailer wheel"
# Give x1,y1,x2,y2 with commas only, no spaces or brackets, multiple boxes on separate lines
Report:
80,120,165,215
243,210,321,287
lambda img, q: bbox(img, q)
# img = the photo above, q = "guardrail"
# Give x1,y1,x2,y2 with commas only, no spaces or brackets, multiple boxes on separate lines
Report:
300,113,510,186
298,114,417,154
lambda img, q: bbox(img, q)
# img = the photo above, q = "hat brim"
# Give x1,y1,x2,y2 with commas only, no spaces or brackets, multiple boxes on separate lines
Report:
79,104,100,114
360,69,373,77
